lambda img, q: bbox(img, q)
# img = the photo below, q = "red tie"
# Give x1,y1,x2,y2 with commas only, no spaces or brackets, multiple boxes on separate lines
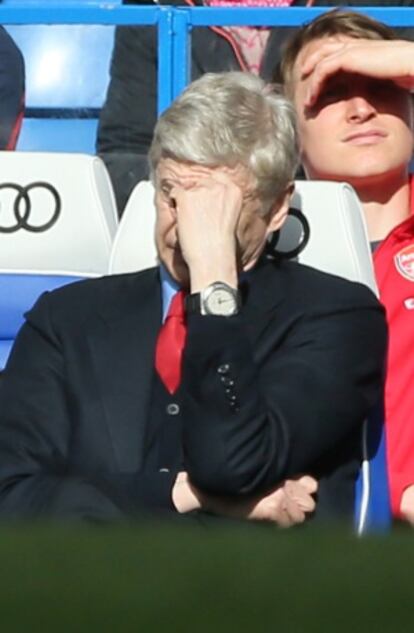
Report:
155,290,187,394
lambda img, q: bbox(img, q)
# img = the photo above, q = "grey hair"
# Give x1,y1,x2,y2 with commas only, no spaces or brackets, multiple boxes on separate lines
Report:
148,71,299,207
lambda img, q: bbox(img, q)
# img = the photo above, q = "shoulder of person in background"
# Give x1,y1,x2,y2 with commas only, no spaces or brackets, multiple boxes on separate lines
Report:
0,26,25,150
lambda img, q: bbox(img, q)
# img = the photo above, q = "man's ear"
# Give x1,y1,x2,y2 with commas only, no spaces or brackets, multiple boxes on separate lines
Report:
266,182,295,235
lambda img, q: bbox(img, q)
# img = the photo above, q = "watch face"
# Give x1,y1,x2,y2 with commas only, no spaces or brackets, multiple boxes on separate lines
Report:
205,287,237,316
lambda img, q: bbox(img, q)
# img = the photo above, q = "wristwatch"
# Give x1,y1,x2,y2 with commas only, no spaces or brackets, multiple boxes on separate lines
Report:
185,282,240,316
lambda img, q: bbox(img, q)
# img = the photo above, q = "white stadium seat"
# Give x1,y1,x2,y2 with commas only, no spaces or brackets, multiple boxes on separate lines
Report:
0,151,119,369
0,151,118,276
279,180,377,293
109,180,157,275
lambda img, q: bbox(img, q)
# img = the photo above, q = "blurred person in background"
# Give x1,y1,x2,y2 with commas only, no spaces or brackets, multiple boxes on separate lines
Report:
0,26,25,150
97,0,412,214
0,26,24,380
275,8,414,524
0,71,386,526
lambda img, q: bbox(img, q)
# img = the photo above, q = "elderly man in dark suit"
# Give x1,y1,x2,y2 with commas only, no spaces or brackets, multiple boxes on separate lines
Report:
0,71,386,526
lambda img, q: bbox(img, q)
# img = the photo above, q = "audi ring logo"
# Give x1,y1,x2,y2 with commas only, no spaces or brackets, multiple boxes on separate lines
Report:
0,181,61,234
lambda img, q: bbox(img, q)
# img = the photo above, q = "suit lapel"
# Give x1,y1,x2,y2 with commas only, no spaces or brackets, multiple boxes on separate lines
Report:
88,271,162,471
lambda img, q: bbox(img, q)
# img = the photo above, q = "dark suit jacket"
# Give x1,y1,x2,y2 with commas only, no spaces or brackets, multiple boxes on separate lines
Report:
0,258,386,522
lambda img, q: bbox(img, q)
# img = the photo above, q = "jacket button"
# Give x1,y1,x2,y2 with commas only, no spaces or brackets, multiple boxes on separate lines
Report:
166,403,180,416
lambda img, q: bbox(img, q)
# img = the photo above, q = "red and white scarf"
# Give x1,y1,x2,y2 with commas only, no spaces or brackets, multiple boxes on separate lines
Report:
205,0,313,74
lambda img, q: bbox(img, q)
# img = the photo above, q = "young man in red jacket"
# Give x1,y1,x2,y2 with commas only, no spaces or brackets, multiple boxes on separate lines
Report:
276,9,414,523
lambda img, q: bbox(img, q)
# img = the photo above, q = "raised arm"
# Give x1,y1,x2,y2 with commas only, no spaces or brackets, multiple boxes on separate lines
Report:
300,39,414,107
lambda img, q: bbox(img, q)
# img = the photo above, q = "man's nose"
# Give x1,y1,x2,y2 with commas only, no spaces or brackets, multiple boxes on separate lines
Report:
346,94,376,123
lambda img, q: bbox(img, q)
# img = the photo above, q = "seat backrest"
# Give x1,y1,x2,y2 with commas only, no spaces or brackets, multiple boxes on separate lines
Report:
0,151,118,275
108,179,391,533
109,180,157,274
17,119,99,155
0,272,82,369
280,180,378,293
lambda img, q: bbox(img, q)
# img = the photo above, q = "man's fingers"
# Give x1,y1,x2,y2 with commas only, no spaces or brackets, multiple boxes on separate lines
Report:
300,41,347,78
304,55,348,106
301,42,352,106
284,478,317,513
287,488,315,513
284,495,306,526
295,475,318,494
271,495,300,528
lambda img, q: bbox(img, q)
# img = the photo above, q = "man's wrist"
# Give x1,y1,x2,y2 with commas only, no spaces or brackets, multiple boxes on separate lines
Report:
188,255,237,294
186,282,240,317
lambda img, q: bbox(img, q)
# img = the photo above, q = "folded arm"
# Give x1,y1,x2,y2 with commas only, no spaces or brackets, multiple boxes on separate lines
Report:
182,295,387,497
0,290,315,528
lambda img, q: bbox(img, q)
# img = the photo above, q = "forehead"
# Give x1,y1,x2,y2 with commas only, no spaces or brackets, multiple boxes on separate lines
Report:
155,158,253,189
156,158,216,184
